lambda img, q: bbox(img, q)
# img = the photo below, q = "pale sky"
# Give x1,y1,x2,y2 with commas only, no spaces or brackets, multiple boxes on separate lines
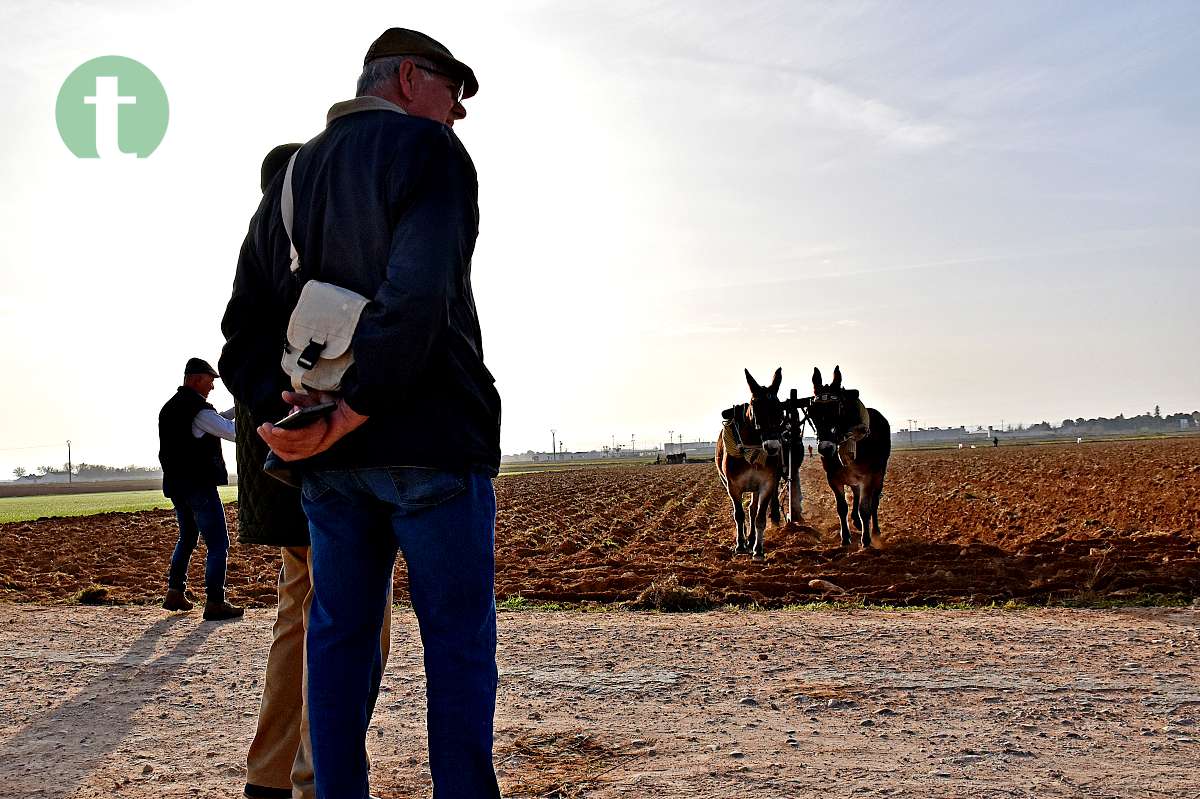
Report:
1,0,1197,475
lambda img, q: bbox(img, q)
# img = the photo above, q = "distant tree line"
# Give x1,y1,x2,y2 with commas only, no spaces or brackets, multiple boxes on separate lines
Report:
11,463,163,480
1039,408,1200,435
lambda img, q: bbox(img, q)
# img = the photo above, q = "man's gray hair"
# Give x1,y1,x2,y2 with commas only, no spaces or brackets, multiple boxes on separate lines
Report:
356,55,439,97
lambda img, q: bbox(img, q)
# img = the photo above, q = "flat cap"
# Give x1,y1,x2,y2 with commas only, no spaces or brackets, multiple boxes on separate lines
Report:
184,357,219,378
364,27,478,99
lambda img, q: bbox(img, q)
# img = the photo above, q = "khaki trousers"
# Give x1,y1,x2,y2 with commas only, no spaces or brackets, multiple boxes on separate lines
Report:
246,546,392,798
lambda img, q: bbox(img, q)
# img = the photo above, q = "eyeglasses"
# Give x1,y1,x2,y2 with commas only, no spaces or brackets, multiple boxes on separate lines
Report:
414,63,464,103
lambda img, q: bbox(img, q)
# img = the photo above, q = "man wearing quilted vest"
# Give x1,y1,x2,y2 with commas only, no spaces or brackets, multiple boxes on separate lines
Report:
237,144,393,799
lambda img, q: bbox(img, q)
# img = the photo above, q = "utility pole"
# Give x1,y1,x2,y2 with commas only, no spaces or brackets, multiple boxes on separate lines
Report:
631,434,635,453
906,420,915,445
551,429,557,462
66,440,72,484
668,430,673,454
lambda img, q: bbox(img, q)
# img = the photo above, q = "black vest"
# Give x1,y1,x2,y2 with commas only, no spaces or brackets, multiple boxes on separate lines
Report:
158,387,228,497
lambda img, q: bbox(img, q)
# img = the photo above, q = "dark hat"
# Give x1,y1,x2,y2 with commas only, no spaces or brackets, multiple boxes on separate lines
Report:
261,143,302,193
184,357,219,378
364,28,478,99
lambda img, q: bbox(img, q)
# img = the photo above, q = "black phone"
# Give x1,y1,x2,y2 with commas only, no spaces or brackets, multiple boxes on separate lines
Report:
273,401,337,430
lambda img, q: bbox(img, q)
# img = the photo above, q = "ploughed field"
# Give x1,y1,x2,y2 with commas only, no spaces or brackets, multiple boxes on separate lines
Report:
0,438,1197,607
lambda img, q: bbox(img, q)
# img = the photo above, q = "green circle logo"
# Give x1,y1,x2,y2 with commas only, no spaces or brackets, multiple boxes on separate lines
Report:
56,56,168,158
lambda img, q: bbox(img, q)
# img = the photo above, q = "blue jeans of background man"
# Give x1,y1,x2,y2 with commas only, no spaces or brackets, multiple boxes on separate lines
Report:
301,466,500,799
166,484,230,601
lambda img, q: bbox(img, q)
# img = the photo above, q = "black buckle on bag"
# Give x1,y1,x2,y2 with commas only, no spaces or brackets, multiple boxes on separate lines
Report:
297,339,325,370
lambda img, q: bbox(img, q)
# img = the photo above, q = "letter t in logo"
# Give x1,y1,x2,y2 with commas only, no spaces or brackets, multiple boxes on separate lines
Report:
84,76,136,159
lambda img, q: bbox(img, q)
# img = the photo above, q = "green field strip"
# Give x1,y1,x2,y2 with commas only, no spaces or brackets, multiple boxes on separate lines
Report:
0,485,239,523
1,461,659,521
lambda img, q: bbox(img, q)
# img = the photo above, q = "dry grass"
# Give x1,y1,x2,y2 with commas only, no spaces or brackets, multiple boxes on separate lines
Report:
494,729,655,798
626,574,721,611
71,584,110,605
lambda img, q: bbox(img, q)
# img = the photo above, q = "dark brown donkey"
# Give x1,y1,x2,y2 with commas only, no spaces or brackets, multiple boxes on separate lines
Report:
716,368,785,560
804,366,891,547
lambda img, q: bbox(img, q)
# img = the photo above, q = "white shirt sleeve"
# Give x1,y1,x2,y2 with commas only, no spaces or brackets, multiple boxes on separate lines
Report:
192,408,237,441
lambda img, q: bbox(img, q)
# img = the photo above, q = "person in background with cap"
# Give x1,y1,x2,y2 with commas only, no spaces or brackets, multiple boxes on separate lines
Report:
220,27,500,799
236,144,394,799
158,357,244,621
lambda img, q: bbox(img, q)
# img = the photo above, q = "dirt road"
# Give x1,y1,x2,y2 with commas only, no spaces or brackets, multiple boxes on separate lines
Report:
1,604,1196,798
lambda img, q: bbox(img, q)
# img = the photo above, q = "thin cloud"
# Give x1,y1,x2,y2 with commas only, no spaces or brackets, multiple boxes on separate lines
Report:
659,323,746,338
641,51,956,151
693,233,1182,299
778,242,850,260
737,60,955,149
803,78,954,149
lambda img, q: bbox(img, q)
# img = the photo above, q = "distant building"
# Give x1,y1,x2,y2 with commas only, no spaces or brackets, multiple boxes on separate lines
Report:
501,448,652,464
892,426,976,444
663,440,717,459
18,472,72,483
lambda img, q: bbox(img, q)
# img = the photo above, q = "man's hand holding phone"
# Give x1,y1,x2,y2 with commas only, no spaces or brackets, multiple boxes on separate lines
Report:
257,390,369,461
273,400,337,430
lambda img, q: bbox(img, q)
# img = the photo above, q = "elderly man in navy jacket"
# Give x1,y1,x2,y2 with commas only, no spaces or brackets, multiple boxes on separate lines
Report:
220,28,501,799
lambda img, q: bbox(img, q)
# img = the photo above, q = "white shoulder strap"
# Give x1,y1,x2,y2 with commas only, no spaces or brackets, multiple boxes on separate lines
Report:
280,151,301,274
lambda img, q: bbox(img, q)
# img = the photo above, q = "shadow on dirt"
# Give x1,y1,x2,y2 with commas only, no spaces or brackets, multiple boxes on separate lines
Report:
0,614,216,797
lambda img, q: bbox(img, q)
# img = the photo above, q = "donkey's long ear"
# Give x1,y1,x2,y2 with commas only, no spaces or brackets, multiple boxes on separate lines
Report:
769,367,782,394
831,365,843,390
812,367,823,391
745,368,762,394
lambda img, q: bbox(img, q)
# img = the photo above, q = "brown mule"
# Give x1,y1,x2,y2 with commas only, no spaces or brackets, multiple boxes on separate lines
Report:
716,368,785,560
804,366,891,547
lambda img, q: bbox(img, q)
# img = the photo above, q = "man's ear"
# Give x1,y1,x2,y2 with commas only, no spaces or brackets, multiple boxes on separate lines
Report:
395,59,420,103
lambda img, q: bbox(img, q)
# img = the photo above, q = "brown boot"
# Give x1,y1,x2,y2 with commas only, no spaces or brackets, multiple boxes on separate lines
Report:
203,599,244,621
162,588,193,612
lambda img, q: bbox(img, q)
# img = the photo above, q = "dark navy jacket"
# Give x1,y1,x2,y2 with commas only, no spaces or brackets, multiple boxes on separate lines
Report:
220,98,501,475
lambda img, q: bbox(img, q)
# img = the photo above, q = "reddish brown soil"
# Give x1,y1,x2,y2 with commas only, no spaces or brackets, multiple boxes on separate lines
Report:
1,439,1197,607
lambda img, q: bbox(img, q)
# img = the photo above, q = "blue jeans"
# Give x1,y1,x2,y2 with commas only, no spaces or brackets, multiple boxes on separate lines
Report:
167,484,230,601
301,467,500,799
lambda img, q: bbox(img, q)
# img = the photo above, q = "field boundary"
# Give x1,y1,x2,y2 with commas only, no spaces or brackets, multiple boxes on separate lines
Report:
0,478,167,498
0,485,239,524
890,430,1200,451
0,460,660,499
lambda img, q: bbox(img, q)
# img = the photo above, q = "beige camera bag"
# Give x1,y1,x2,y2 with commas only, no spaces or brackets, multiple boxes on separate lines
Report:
279,150,370,394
